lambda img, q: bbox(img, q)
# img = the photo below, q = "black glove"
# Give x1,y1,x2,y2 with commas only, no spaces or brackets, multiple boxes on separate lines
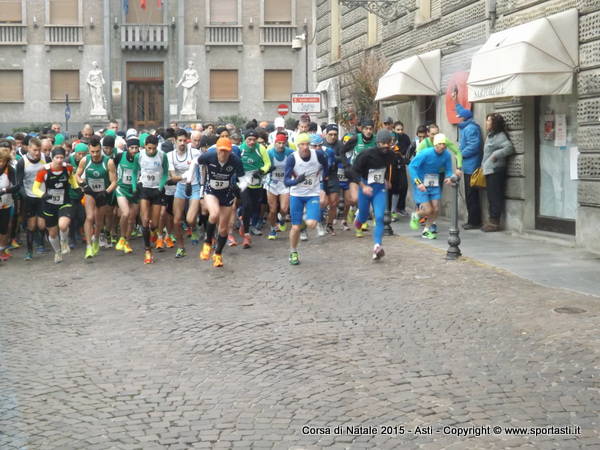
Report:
185,183,192,197
136,182,143,193
81,181,93,195
95,190,107,204
166,179,177,186
295,174,306,184
42,192,51,201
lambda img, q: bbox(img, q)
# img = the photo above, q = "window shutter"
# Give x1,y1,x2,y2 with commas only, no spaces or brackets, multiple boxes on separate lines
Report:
126,1,162,24
0,1,22,23
210,0,237,25
264,70,292,101
51,70,79,101
264,0,292,24
49,0,79,25
0,71,23,101
210,70,238,100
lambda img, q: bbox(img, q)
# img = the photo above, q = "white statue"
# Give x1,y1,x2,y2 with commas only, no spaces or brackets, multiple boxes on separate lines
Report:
87,61,107,116
176,60,199,116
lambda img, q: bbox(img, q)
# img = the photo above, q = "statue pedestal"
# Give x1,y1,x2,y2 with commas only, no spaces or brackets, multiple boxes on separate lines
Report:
180,113,197,122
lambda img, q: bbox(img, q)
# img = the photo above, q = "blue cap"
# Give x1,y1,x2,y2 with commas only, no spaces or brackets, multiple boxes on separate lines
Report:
310,134,324,146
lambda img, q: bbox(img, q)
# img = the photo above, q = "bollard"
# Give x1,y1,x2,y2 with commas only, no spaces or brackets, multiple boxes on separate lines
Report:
384,207,394,236
446,175,462,260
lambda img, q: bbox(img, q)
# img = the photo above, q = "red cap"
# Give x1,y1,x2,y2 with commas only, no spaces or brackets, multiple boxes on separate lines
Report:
275,133,287,143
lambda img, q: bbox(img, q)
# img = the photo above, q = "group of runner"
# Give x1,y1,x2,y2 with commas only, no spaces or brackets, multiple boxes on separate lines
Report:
0,117,461,267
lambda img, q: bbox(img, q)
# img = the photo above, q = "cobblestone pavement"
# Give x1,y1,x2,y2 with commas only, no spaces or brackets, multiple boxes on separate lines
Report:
1,229,599,450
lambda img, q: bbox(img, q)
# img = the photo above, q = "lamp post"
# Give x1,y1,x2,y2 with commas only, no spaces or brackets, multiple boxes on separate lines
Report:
446,175,462,260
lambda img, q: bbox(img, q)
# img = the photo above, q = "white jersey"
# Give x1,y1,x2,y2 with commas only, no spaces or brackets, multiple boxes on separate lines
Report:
290,149,323,197
168,147,201,185
22,155,48,198
138,149,166,189
0,168,14,208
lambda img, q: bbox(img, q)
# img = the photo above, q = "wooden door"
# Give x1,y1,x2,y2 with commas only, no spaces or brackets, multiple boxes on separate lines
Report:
127,82,163,129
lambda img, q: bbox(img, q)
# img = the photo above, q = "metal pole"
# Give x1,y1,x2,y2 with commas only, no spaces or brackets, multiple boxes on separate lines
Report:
384,192,393,236
304,23,308,93
446,175,462,260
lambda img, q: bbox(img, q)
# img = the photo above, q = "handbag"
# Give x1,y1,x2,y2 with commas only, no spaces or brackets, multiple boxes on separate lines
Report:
470,167,486,188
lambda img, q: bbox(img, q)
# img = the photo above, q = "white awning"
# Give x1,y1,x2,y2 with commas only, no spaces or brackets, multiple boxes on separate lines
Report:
375,49,441,102
316,77,340,109
467,8,578,102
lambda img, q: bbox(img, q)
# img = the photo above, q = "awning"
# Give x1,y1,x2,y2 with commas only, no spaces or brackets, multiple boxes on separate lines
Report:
467,8,578,102
375,49,441,102
316,77,340,109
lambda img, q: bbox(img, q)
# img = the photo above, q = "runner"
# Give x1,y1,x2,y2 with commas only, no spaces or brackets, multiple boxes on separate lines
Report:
170,129,201,258
284,133,328,265
351,130,395,260
0,147,17,261
321,126,343,235
131,134,169,264
408,133,453,239
100,133,120,247
265,132,293,240
15,138,49,260
32,147,79,263
76,136,118,259
188,137,244,267
114,138,140,254
67,143,88,248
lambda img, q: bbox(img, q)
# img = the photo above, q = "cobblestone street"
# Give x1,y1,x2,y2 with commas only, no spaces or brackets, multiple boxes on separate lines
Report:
1,230,599,449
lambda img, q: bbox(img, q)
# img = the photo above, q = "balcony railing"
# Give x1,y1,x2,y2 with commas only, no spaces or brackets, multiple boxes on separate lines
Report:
44,25,83,45
0,24,26,45
205,25,242,46
260,25,296,46
121,24,169,51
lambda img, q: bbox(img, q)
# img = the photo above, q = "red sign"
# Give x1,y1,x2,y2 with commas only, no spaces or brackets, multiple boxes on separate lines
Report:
277,104,289,116
446,72,472,125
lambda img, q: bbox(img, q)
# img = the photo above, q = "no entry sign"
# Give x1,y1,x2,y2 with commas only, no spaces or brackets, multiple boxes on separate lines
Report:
277,104,289,116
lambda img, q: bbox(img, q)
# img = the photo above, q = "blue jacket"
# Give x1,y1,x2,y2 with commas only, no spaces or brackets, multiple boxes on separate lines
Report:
456,104,482,175
408,147,452,184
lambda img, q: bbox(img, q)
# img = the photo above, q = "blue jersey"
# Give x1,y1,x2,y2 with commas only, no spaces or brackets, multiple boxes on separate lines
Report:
322,145,338,177
408,147,452,186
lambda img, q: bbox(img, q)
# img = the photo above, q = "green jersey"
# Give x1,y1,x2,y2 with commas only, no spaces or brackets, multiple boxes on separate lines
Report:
68,154,84,201
83,154,110,192
116,152,136,188
355,133,377,156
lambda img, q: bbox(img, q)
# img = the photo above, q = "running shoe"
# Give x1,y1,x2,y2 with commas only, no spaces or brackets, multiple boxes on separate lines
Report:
409,212,420,230
422,230,437,240
267,229,277,240
84,246,93,259
164,235,175,248
326,223,336,236
150,232,158,244
61,240,70,255
341,221,350,231
242,234,252,249
99,234,108,249
212,254,223,268
278,221,287,232
227,234,238,247
419,216,427,226
175,248,186,258
250,226,263,236
169,233,177,243
105,234,114,248
0,252,9,262
191,231,199,244
37,245,48,254
300,230,308,241
155,237,165,251
289,251,300,265
92,240,100,256
346,208,355,224
115,237,126,252
372,244,385,260
430,223,438,234
361,222,369,232
144,250,154,264
9,239,20,249
111,236,118,246
123,242,133,254
354,220,364,238
130,228,139,238
398,209,409,217
54,252,62,264
391,212,399,222
24,251,33,261
316,223,326,237
200,242,212,260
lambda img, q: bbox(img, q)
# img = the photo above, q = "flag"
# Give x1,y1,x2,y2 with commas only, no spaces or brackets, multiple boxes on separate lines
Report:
140,0,146,9
123,0,128,15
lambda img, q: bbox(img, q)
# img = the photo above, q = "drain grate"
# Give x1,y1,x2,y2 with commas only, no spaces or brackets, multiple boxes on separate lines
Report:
553,307,586,314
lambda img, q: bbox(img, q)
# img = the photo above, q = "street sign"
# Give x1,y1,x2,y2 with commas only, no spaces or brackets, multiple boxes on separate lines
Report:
277,104,289,116
291,93,322,114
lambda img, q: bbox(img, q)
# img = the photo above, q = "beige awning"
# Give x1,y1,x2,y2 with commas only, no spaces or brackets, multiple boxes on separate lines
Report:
467,8,578,102
375,49,441,101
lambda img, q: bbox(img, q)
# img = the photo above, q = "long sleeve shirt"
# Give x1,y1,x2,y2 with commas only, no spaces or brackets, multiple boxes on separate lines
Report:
408,147,453,185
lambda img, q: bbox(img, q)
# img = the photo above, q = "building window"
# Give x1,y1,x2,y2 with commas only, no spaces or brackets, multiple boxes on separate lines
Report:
264,0,292,24
367,12,377,46
126,1,162,24
48,0,79,25
210,0,238,25
210,70,238,101
50,70,79,101
264,70,292,102
330,0,341,61
0,70,23,101
0,1,23,23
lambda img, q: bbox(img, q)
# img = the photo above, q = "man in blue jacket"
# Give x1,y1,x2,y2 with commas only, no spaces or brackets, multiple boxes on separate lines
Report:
455,98,483,230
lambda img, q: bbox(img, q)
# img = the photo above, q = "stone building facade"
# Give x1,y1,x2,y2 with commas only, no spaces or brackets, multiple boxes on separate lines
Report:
0,0,315,132
316,0,600,254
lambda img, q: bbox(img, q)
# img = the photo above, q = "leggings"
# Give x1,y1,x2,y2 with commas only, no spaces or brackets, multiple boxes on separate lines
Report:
0,208,10,235
241,188,263,232
357,183,387,246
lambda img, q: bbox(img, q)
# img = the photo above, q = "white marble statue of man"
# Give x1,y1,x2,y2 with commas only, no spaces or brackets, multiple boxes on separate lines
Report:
87,61,107,116
176,60,200,115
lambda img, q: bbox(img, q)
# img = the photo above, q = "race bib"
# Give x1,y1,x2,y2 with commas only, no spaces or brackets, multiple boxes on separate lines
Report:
122,169,133,185
337,167,348,181
164,184,176,195
424,173,439,187
88,178,105,192
47,188,64,205
301,174,317,187
367,168,385,184
273,170,285,180
209,179,229,190
143,172,159,188
250,171,262,186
